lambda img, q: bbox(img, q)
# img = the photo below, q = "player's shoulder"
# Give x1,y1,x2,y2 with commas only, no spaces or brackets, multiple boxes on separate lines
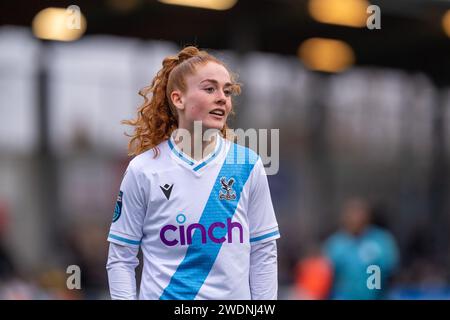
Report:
127,140,170,173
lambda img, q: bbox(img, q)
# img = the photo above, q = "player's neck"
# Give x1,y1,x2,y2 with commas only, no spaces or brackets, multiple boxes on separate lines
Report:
172,131,218,162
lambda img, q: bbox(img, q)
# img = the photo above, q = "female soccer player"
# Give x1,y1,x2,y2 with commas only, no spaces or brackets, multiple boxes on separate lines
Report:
106,46,280,300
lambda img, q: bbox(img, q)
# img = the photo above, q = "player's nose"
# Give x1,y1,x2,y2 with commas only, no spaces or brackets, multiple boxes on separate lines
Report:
215,91,226,105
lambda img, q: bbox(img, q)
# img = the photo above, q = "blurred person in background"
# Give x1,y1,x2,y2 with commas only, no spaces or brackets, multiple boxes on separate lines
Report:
65,219,109,299
0,200,42,299
323,197,399,299
293,245,333,300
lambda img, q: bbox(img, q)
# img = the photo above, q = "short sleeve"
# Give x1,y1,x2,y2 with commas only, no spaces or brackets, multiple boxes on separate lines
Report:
248,158,280,245
107,163,147,248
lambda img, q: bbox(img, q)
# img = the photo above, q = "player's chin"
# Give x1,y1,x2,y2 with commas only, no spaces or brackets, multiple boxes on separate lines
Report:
204,116,227,130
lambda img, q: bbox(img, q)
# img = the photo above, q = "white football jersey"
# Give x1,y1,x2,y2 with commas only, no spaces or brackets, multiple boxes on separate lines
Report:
107,134,280,300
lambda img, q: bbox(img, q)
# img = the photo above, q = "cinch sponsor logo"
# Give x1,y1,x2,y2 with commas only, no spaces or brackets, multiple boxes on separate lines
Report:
160,213,243,246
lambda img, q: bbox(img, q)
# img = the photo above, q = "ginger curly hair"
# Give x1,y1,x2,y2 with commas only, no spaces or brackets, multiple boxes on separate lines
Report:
122,46,241,157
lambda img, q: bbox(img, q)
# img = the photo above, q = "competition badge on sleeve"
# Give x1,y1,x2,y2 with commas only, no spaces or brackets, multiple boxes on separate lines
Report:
112,191,123,222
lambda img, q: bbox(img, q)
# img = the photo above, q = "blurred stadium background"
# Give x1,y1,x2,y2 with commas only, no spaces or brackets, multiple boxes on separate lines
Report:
1,0,450,299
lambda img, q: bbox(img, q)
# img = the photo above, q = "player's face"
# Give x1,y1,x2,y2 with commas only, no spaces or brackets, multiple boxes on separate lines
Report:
174,62,233,132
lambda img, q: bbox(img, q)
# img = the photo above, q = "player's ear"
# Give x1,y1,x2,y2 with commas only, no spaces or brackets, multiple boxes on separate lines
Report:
170,90,185,111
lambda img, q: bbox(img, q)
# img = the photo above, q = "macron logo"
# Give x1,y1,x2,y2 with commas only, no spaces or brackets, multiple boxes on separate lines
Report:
160,184,173,200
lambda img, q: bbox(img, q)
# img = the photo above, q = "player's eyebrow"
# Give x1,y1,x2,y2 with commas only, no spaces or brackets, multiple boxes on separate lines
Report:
199,79,233,87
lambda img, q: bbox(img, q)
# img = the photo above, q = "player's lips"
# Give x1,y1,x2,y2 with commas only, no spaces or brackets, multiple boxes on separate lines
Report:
209,108,226,117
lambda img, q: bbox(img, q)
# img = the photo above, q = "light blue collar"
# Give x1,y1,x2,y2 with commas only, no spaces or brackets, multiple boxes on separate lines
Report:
168,134,223,171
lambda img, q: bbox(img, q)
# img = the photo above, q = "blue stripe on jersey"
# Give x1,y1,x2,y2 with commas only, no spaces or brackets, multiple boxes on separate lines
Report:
193,138,223,172
250,230,280,243
108,233,141,245
160,143,258,300
168,139,195,166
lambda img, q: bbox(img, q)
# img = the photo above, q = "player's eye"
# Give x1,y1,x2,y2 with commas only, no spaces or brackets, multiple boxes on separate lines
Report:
224,89,232,97
204,87,215,93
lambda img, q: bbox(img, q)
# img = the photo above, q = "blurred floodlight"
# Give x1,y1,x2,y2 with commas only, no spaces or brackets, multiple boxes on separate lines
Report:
158,0,237,10
442,10,450,37
308,0,369,27
32,7,87,41
298,38,355,73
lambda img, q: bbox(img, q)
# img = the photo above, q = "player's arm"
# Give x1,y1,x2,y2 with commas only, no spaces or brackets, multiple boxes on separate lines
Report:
248,157,281,300
107,242,139,300
106,163,148,300
250,239,278,300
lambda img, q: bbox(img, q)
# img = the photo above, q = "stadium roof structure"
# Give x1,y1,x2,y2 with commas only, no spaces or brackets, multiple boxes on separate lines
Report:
2,0,450,85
